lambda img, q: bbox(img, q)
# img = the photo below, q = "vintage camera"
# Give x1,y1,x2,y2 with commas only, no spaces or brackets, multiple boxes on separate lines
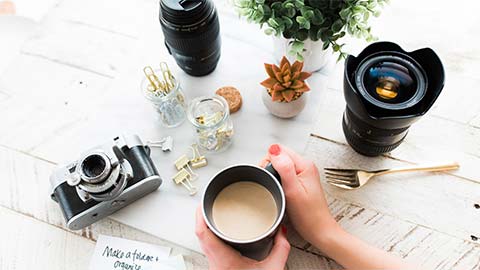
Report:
50,135,162,230
343,41,445,156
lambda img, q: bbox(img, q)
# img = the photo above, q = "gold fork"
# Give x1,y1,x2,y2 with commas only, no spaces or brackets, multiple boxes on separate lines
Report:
324,162,460,189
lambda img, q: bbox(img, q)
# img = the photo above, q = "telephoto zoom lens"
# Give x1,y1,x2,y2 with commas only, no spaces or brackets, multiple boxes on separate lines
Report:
159,0,221,76
343,42,445,156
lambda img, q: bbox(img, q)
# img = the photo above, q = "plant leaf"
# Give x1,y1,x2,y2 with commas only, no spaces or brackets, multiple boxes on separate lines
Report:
298,71,312,80
280,56,289,68
290,80,304,89
295,83,310,92
291,61,304,73
273,83,286,91
260,77,277,88
271,90,284,101
264,63,275,78
282,90,295,102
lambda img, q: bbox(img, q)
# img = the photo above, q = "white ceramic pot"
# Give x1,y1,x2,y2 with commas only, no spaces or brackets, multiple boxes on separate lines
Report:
261,89,307,118
272,36,330,73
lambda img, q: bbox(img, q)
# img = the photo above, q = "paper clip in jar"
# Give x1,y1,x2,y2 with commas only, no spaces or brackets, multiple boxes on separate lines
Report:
141,63,187,127
187,96,234,152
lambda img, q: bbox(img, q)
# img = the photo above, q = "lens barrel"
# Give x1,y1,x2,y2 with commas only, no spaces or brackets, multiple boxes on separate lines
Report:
159,0,221,76
342,42,445,156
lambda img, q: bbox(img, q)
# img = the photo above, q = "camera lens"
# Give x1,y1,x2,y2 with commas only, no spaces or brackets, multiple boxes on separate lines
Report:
80,154,109,182
355,55,426,110
159,0,221,76
342,42,445,156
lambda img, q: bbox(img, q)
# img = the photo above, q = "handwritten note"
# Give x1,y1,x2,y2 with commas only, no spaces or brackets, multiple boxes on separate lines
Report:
89,235,185,270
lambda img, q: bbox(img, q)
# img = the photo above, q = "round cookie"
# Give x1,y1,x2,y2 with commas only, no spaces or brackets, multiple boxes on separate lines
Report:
216,86,242,113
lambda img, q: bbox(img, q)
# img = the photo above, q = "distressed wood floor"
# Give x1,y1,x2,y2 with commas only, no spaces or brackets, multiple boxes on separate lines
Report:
1,0,479,269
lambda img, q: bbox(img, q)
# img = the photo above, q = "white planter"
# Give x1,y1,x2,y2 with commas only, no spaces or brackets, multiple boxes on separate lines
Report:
272,36,330,73
261,89,307,119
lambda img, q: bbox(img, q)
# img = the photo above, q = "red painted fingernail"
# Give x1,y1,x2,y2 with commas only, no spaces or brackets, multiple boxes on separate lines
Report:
281,225,287,234
269,144,281,156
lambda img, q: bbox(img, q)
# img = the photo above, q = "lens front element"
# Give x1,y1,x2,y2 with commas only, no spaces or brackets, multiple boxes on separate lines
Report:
82,154,107,178
356,55,427,110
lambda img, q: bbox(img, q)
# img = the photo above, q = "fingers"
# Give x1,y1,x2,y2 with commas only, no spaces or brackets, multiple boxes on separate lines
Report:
267,144,304,196
280,146,311,174
259,155,270,168
264,226,290,267
195,206,233,254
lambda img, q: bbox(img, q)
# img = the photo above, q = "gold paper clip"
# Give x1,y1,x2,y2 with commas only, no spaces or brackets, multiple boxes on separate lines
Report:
190,144,207,169
172,168,197,195
160,62,175,92
143,66,164,93
174,154,198,180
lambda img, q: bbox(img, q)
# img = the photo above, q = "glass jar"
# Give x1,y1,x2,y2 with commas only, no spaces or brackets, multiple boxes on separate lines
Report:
141,73,187,128
187,96,234,152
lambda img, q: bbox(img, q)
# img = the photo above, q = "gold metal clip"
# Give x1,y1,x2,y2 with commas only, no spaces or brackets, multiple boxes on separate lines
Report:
172,168,197,195
195,111,224,126
190,144,207,169
143,66,163,93
160,62,175,92
174,154,198,180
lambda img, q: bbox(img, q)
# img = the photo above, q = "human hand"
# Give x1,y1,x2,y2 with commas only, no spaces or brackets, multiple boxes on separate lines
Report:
261,144,339,250
195,206,290,270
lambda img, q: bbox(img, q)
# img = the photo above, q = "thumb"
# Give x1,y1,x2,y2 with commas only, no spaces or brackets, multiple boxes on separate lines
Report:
263,226,290,268
268,144,303,197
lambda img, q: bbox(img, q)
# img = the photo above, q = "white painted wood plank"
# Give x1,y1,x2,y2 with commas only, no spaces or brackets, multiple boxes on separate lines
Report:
1,53,112,113
289,197,480,270
304,136,480,242
21,19,137,78
50,0,157,39
0,206,95,270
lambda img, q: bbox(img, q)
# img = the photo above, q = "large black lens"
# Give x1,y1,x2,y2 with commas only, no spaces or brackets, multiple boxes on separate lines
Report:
81,154,107,178
342,42,444,156
159,0,221,76
355,55,426,110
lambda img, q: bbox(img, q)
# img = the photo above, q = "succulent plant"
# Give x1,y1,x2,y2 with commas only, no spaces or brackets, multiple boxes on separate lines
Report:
261,56,312,102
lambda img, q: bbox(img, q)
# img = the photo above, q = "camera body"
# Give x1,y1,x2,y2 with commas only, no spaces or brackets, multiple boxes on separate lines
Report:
343,42,445,156
50,135,162,230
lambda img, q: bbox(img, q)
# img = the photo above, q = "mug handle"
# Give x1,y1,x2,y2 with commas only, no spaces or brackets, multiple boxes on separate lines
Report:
265,163,281,183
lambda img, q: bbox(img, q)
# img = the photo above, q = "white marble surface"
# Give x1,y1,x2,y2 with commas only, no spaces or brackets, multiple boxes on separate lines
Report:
35,17,332,252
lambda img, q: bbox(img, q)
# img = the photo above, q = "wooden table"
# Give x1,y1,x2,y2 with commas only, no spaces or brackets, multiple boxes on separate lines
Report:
1,0,479,269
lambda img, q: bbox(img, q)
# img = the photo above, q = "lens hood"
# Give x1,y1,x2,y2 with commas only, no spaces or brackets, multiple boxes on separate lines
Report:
344,41,445,129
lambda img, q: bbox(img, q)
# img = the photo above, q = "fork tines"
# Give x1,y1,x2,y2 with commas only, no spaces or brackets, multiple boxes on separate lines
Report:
324,167,359,189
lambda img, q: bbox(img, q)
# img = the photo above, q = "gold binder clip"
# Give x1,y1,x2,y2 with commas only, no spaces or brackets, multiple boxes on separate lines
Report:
195,111,223,126
174,154,198,180
190,144,207,169
172,168,197,195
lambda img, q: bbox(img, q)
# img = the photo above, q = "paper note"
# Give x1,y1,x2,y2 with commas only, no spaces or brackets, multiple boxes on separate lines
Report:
89,235,184,270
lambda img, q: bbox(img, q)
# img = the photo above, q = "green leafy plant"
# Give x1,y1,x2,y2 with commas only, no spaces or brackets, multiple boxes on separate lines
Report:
235,0,389,61
261,56,312,102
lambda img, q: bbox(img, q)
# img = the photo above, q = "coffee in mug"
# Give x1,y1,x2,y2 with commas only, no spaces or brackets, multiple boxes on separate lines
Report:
212,181,278,240
202,164,284,260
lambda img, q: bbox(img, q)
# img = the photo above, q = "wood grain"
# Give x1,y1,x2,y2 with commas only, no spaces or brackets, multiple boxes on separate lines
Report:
1,0,480,269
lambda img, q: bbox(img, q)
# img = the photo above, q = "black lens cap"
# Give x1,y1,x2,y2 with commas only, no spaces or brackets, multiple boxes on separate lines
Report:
161,0,203,12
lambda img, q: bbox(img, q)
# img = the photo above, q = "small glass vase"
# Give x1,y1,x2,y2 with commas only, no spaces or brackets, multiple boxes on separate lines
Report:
187,95,234,152
141,74,187,128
